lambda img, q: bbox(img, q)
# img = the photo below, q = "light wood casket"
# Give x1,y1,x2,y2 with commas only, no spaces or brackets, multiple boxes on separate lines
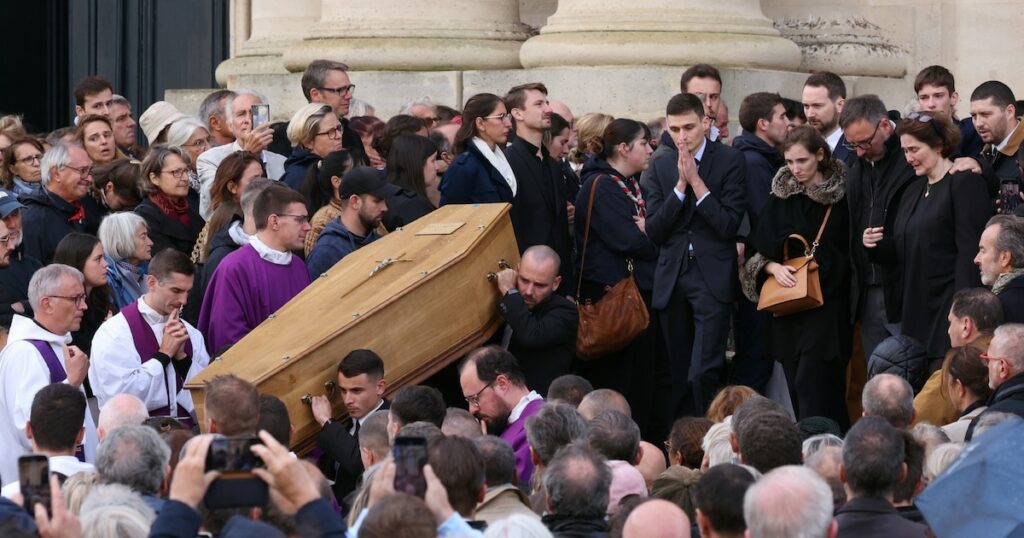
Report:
185,203,519,452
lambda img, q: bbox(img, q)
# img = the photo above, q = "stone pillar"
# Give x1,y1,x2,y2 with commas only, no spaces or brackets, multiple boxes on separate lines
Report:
216,0,321,86
519,0,802,70
282,0,532,72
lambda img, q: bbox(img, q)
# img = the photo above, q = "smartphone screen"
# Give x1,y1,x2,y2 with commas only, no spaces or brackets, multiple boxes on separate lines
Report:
251,104,270,129
19,455,50,516
393,436,428,498
205,436,264,472
1000,180,1021,213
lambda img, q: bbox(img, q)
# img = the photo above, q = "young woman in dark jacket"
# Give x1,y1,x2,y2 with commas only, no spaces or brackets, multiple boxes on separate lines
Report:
438,93,516,205
742,125,852,428
383,134,439,231
574,118,660,436
134,145,205,256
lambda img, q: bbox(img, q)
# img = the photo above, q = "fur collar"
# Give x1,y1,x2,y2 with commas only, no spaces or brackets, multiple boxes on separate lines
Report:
770,159,847,205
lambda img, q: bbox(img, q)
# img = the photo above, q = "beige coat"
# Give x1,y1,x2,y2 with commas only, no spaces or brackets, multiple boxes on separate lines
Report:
475,484,541,525
942,405,986,442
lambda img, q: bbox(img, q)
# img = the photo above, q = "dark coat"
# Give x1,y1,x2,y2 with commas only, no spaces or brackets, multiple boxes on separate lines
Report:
640,136,747,307
835,496,929,538
497,290,578,395
19,188,105,264
574,158,657,293
316,399,390,509
439,142,514,205
975,119,1023,197
846,130,917,317
505,136,575,292
306,218,379,278
281,147,320,190
733,131,785,223
542,513,609,538
833,133,857,169
955,116,984,159
967,372,1024,440
0,246,41,328
867,335,930,392
182,220,241,326
998,274,1024,323
135,198,205,257
870,171,992,358
382,187,434,232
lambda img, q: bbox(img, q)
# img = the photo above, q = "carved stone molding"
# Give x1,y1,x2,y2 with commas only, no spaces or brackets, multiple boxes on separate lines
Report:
775,15,907,77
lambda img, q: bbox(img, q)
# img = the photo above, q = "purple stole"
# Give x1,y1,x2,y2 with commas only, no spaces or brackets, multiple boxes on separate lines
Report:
499,397,545,486
121,302,194,428
26,340,85,461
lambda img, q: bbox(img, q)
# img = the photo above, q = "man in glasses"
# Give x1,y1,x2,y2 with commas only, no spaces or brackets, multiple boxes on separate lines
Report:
0,264,97,485
0,189,41,330
802,71,855,167
301,59,369,166
840,95,916,360
967,323,1024,439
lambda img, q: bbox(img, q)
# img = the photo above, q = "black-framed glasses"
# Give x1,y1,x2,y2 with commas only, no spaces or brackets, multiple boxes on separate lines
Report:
162,168,190,179
465,380,495,407
64,164,93,178
277,213,310,224
842,119,883,151
17,154,42,165
315,126,342,140
320,84,356,96
483,113,510,122
48,293,88,306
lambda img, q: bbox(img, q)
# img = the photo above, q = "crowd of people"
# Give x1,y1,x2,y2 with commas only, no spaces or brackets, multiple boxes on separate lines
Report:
0,57,1022,537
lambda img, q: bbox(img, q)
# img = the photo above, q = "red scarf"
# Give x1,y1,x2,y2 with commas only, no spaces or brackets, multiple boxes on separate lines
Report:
67,200,85,223
150,192,191,227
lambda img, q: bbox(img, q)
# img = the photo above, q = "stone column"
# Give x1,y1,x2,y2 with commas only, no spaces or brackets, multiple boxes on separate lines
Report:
216,0,321,86
282,0,532,72
519,0,802,70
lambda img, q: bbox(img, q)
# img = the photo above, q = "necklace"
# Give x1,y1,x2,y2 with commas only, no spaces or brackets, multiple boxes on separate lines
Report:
925,163,952,198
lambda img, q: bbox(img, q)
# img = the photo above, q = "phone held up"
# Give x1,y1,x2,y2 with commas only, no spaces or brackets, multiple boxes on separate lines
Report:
251,104,270,130
393,436,428,498
19,454,51,516
203,436,268,509
1000,179,1021,214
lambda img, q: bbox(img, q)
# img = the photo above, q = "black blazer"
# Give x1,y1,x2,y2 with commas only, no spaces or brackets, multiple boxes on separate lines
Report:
640,138,747,308
1000,274,1024,324
439,142,515,205
134,198,205,257
498,291,578,395
316,399,390,504
834,497,929,538
504,137,574,291
382,187,435,232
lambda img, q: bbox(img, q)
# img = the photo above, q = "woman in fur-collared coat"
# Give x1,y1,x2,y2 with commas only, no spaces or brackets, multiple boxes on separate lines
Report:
741,126,852,429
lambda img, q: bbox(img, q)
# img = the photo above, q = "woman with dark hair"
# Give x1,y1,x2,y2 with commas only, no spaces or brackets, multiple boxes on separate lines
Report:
135,145,205,256
92,158,142,211
573,118,658,433
941,345,993,441
193,151,264,263
741,125,852,427
349,116,385,169
1,137,45,195
439,93,516,205
53,233,113,354
75,115,125,166
383,134,439,231
865,112,993,363
372,114,429,168
547,112,580,212
302,150,355,256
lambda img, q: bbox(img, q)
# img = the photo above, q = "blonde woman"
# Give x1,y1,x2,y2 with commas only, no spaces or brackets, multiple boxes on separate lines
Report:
282,103,343,190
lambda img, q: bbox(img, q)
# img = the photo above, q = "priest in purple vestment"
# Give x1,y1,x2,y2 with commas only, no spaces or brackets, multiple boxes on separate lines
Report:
198,184,312,355
459,345,545,485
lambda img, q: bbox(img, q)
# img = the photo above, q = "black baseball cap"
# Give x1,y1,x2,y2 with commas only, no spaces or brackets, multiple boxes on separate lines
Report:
339,166,393,199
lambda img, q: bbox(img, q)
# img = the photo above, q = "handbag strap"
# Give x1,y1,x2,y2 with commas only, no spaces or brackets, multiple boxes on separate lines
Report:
781,204,833,260
576,176,602,299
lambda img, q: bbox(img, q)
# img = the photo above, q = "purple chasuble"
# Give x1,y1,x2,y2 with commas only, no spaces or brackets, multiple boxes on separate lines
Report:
121,301,193,424
27,339,85,461
499,397,545,486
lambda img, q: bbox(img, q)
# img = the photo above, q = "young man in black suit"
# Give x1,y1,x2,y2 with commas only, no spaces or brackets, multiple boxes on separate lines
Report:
640,93,747,417
311,349,389,504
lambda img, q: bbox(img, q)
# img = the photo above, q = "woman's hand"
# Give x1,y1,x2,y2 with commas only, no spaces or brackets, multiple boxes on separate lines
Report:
766,262,797,288
634,215,646,235
862,226,884,248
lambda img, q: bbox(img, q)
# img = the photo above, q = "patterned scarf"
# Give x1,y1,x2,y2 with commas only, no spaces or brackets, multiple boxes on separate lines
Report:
150,191,191,227
609,174,646,217
993,267,1024,295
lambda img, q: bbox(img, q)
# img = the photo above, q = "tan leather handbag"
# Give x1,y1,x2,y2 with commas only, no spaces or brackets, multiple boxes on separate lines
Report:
757,205,832,317
575,176,650,361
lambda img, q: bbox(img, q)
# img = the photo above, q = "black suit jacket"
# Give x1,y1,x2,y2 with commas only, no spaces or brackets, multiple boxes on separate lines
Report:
504,137,574,292
640,138,747,308
498,290,578,395
316,399,390,504
835,497,929,538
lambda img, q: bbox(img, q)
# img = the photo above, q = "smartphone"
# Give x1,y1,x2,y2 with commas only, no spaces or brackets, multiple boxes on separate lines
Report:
205,436,264,472
251,104,270,129
203,475,269,509
19,455,50,516
393,436,428,498
1000,180,1021,214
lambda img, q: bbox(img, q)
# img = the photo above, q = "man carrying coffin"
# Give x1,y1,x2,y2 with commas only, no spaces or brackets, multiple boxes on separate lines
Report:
89,249,210,427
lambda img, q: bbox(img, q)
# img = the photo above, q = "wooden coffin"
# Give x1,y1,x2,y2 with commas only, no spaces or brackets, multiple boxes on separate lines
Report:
185,203,519,452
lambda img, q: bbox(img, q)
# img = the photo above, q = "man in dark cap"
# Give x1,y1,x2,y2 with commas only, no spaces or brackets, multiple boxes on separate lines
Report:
306,166,390,277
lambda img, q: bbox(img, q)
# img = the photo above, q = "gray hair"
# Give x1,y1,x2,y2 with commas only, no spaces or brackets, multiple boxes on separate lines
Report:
525,402,587,466
95,425,170,496
586,410,640,462
483,514,554,538
347,99,375,118
138,144,190,196
992,323,1024,373
543,442,611,519
301,59,350,102
40,142,80,186
972,410,1023,438
111,94,131,109
98,394,149,436
702,417,735,468
98,212,148,262
442,407,483,439
79,483,155,538
165,117,208,148
474,435,518,487
743,465,834,538
802,433,843,460
839,94,888,129
923,442,965,483
862,373,915,428
987,215,1024,269
399,97,435,116
224,88,267,126
286,103,333,148
28,264,84,312
199,89,235,127
910,422,950,458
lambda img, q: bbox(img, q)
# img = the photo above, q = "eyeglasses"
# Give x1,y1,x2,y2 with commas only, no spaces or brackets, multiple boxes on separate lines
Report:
465,380,494,407
319,85,356,96
421,116,442,129
64,164,93,178
315,126,342,140
277,213,310,224
183,137,213,149
980,353,1009,365
482,113,510,122
162,168,190,179
0,235,9,245
48,293,88,306
17,154,43,165
907,112,944,137
842,120,882,151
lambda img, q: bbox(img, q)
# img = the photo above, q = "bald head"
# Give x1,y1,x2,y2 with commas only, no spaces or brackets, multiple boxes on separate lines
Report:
549,100,574,124
578,389,631,421
623,499,690,538
637,441,668,490
522,245,561,273
862,373,915,428
97,394,149,440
